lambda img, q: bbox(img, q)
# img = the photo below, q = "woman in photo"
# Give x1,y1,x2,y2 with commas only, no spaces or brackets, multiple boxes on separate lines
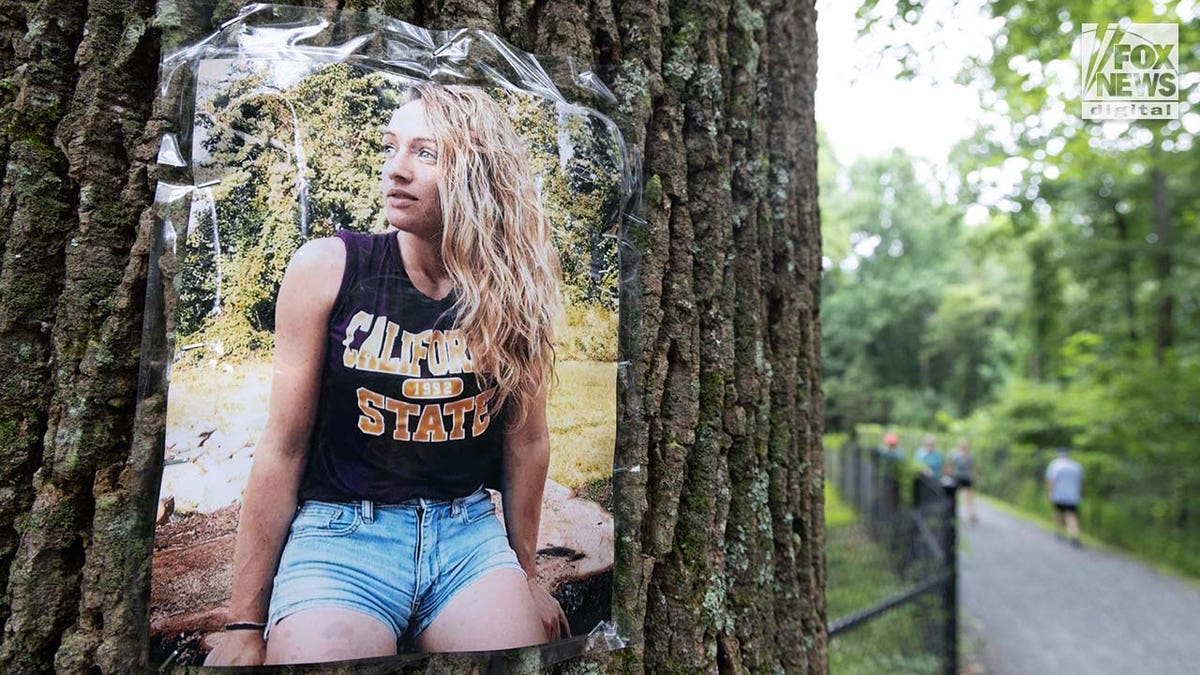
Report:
205,82,568,665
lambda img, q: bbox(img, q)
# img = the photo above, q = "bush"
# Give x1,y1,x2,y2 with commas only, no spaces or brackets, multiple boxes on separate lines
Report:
954,356,1200,578
554,302,618,362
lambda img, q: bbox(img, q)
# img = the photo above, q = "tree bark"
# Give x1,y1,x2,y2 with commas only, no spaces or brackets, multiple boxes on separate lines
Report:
0,0,825,672
1150,167,1172,364
1112,205,1137,347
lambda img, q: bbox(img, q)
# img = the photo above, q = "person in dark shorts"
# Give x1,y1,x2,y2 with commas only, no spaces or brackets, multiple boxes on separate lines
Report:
947,439,978,522
206,83,568,666
1046,447,1084,547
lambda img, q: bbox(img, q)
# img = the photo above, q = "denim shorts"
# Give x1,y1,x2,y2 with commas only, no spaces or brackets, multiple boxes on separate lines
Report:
265,488,523,643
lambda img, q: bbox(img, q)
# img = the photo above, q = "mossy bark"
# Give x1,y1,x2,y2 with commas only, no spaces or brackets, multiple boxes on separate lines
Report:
0,0,823,672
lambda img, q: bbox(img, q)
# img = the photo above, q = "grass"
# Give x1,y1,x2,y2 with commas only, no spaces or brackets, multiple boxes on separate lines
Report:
826,527,911,619
166,360,272,442
825,484,944,674
825,483,858,528
828,603,944,675
546,361,617,490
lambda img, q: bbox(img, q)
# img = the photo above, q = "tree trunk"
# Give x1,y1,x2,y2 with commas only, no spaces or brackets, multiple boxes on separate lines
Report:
1150,167,1172,364
1112,206,1137,347
0,0,825,672
1024,236,1060,382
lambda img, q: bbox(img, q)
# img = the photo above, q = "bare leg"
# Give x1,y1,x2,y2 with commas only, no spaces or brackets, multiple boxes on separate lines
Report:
1053,508,1066,537
415,569,546,652
265,607,396,664
962,488,977,521
1065,511,1081,540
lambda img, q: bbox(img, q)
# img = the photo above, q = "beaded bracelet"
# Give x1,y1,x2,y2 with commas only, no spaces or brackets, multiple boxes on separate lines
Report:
224,621,267,631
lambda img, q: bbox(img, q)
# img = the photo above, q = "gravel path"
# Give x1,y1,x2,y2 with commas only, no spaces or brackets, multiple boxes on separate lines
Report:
960,499,1200,675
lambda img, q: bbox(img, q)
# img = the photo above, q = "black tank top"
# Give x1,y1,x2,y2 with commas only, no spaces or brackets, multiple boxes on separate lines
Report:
298,230,505,503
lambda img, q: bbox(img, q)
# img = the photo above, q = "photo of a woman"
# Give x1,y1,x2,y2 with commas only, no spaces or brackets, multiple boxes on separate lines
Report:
203,83,569,665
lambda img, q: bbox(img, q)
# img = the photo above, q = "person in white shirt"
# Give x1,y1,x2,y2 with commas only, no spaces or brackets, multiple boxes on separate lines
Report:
1045,447,1084,547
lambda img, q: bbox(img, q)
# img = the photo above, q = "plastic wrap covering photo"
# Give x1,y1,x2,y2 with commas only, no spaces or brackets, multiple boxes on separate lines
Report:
146,3,638,668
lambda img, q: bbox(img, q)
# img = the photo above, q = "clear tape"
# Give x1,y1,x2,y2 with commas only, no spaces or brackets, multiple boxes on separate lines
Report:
586,620,628,651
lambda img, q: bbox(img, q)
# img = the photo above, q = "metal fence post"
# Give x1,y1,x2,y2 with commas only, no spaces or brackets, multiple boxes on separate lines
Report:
852,445,863,512
942,479,959,675
839,440,849,498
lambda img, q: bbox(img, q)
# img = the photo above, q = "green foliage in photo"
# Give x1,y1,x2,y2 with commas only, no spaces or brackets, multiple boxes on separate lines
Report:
176,61,626,364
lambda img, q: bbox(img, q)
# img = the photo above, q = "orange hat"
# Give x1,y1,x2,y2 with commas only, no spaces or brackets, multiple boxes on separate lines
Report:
884,433,899,445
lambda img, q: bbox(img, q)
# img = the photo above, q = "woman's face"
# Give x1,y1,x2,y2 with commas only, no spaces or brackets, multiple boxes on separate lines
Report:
380,99,443,237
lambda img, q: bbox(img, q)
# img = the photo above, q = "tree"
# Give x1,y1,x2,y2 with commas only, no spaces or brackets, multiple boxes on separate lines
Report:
820,147,1010,426
860,0,1200,366
0,0,825,672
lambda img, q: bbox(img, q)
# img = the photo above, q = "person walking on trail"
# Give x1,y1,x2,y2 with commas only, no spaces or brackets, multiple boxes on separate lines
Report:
1046,447,1084,547
947,439,978,522
914,435,943,478
878,432,905,462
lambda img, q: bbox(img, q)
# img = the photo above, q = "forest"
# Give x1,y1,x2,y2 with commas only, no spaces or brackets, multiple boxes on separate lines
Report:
822,0,1200,575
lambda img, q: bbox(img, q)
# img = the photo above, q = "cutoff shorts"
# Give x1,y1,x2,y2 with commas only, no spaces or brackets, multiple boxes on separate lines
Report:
265,488,524,643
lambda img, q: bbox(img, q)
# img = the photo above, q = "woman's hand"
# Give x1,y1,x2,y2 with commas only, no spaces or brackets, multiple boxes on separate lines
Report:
527,578,570,641
502,391,566,643
202,629,266,667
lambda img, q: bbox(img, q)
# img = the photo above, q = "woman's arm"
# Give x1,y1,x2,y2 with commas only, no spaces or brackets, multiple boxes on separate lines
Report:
500,391,570,641
203,238,345,666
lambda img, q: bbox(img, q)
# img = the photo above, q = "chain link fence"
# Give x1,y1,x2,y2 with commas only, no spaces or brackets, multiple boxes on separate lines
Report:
827,440,958,674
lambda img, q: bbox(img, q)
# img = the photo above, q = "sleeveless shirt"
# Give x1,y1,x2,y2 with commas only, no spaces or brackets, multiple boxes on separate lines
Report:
297,230,505,503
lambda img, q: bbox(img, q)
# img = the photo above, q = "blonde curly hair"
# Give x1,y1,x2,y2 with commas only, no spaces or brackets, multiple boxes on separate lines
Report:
407,82,562,424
